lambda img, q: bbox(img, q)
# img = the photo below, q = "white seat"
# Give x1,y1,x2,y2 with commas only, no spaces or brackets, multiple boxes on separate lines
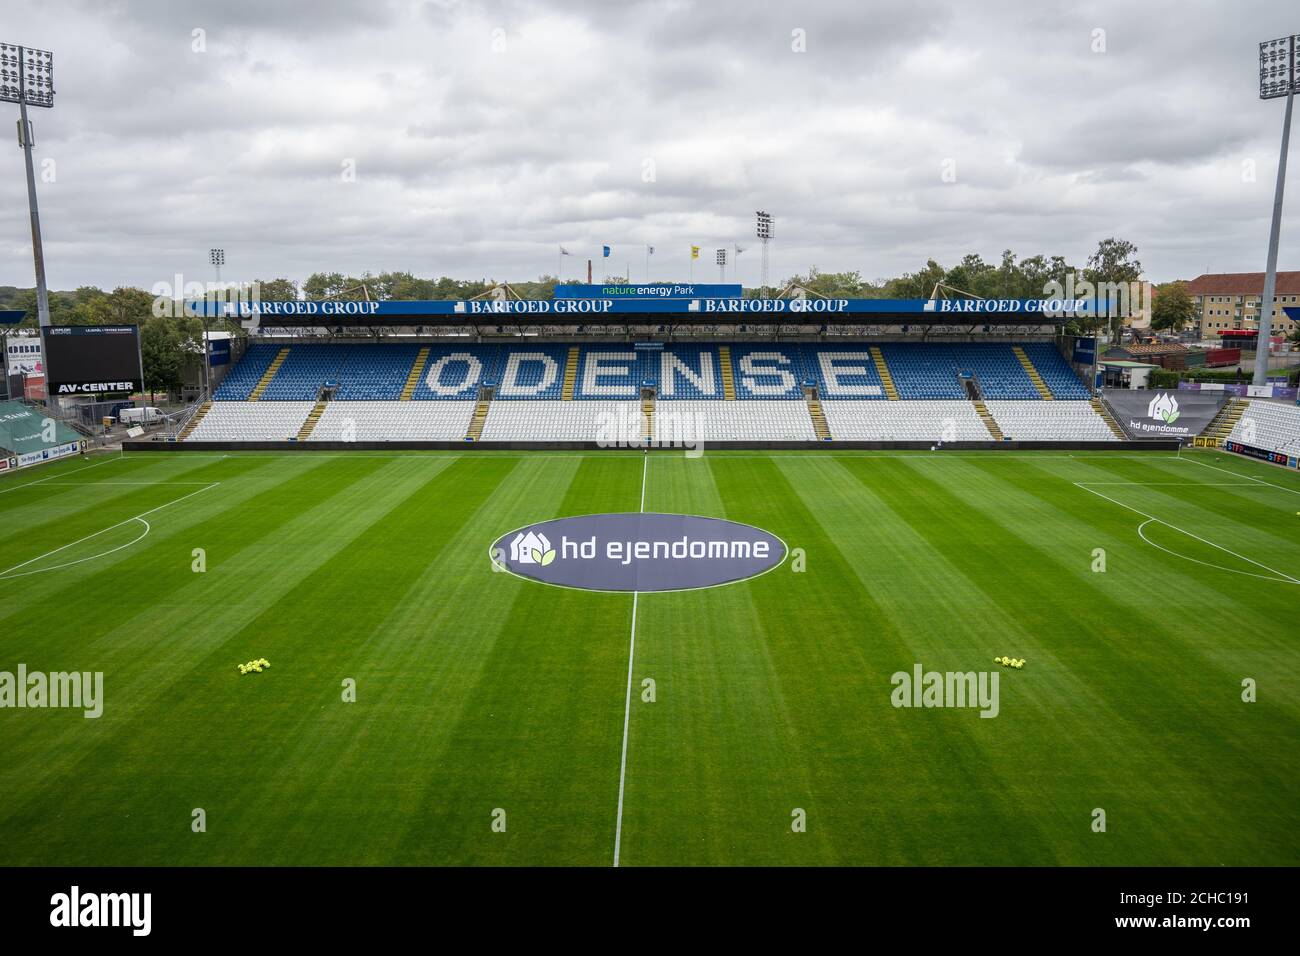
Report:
983,400,1119,441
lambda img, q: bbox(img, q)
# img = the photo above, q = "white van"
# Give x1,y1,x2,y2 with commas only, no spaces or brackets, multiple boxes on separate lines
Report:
118,406,165,425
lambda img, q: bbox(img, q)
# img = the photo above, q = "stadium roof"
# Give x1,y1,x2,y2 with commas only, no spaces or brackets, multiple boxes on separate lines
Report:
185,296,1108,328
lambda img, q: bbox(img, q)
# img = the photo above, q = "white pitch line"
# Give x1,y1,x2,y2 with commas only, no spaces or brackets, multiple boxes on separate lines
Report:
1178,453,1300,497
1074,481,1262,487
0,482,220,579
32,481,218,486
0,453,122,495
1074,482,1300,585
613,451,649,868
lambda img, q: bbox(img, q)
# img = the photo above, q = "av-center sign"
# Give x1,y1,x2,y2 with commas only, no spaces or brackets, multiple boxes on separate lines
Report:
40,325,143,396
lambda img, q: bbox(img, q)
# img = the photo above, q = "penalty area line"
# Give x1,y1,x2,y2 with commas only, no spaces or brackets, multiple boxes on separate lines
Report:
613,450,648,867
1074,481,1300,585
0,482,220,580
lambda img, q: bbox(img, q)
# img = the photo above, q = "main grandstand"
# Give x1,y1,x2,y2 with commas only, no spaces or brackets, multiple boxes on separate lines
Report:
168,292,1136,448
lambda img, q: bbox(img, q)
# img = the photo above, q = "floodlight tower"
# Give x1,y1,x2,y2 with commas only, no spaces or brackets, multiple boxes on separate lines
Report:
756,210,773,299
202,248,225,397
1254,35,1298,387
716,247,727,283
1,43,55,331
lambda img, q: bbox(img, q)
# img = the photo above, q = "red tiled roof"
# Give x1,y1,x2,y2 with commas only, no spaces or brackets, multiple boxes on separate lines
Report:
1185,271,1300,295
1124,343,1188,356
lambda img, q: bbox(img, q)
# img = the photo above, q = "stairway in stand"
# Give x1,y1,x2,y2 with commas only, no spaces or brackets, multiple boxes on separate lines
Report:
248,348,291,401
1090,397,1128,440
1198,398,1248,447
465,389,493,441
399,346,431,400
561,346,580,400
179,401,212,440
973,400,1004,440
869,346,899,400
1011,346,1053,400
296,401,327,441
641,392,655,443
719,345,736,400
805,387,832,440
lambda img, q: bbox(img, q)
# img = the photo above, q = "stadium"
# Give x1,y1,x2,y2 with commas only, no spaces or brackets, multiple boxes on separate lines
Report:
1,1,1298,936
3,282,1298,878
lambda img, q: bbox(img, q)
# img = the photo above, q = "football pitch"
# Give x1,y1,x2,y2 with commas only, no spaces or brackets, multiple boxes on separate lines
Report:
1,448,1297,867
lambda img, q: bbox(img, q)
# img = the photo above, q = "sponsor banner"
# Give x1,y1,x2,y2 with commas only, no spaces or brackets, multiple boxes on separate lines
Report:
1071,337,1097,365
15,440,80,469
490,513,786,592
185,297,1107,321
5,334,43,376
209,338,231,367
0,456,11,472
554,283,743,299
1178,382,1298,401
1223,440,1297,468
1102,389,1227,440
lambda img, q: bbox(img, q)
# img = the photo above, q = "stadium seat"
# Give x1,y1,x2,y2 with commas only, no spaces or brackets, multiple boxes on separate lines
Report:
185,401,314,440
983,400,1120,440
654,400,816,441
821,400,990,440
307,401,476,441
1229,400,1300,455
480,400,643,442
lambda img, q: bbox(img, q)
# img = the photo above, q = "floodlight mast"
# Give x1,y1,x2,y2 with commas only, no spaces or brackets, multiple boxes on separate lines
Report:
756,211,773,299
1,44,54,332
1255,34,1298,387
204,249,225,398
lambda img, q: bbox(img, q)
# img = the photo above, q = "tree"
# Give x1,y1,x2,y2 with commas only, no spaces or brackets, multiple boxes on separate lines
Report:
139,316,185,403
1150,281,1195,333
255,277,299,301
1085,237,1143,286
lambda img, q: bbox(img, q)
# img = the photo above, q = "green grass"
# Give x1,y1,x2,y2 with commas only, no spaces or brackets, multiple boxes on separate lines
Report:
0,448,1297,866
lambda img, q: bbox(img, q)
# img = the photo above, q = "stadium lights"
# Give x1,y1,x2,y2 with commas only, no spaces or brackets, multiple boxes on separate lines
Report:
2,42,55,343
201,249,226,398
1253,34,1298,386
716,247,727,282
756,211,773,299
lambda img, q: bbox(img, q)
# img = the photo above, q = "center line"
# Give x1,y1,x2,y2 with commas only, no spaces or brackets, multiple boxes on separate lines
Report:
613,450,648,867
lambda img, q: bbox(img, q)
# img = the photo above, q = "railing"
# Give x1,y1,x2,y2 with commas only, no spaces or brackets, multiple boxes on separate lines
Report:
166,389,209,440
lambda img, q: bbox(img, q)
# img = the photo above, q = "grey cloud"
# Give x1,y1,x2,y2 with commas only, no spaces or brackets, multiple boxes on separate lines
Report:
0,0,1296,291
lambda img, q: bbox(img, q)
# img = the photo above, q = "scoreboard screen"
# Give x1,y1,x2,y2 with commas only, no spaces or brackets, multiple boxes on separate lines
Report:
41,325,143,396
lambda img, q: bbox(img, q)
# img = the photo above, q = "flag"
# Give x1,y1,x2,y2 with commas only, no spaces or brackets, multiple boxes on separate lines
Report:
602,245,611,258
647,245,655,255
735,244,747,256
559,246,572,256
690,245,700,259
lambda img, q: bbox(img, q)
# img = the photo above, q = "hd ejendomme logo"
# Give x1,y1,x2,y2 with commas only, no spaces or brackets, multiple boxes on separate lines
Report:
1147,392,1180,424
492,513,786,592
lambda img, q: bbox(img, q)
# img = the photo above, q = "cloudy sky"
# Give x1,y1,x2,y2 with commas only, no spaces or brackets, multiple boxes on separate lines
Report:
2,0,1298,293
